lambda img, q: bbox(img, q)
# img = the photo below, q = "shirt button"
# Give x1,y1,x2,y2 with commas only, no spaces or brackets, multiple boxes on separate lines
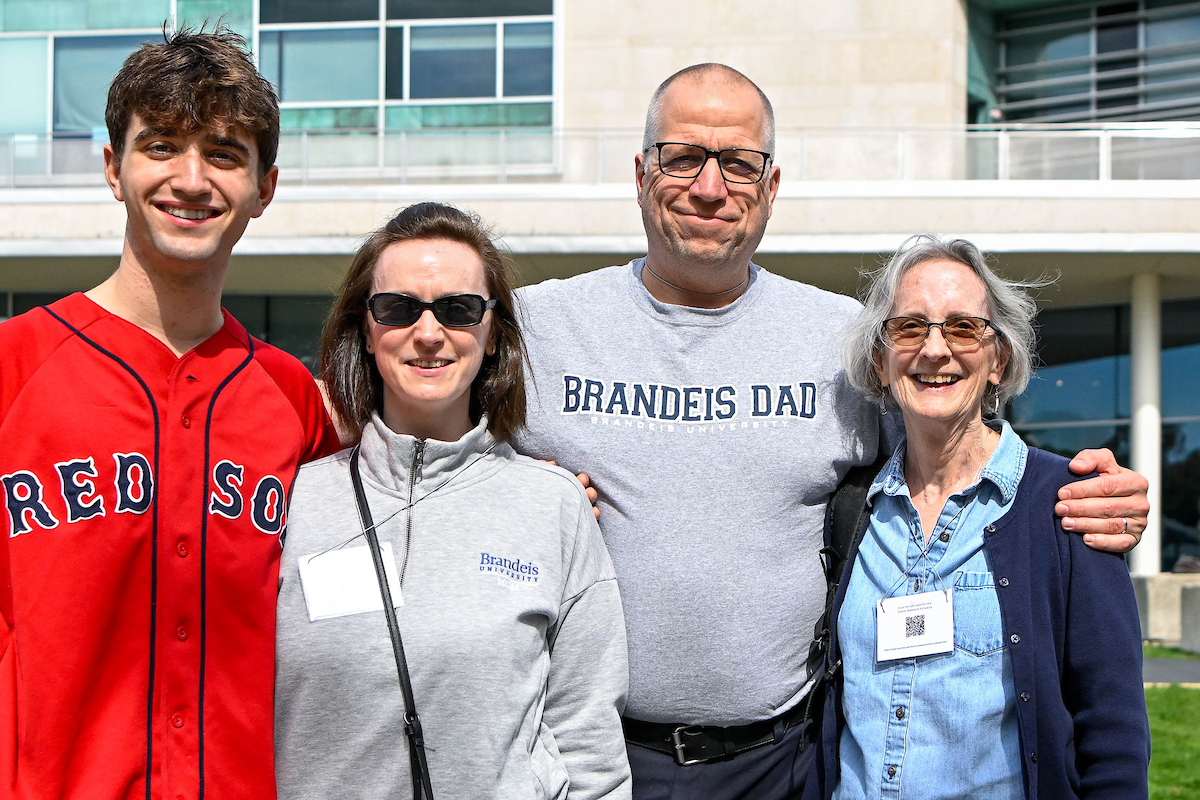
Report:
887,766,897,778
1030,751,1038,763
913,581,921,592
1010,633,1021,644
176,626,188,641
1020,692,1030,702
177,542,189,557
895,707,905,720
939,532,949,542
171,714,184,728
999,577,1009,587
985,524,996,534
181,415,191,428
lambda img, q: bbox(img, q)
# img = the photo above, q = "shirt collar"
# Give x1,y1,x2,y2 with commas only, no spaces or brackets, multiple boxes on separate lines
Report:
866,419,1027,504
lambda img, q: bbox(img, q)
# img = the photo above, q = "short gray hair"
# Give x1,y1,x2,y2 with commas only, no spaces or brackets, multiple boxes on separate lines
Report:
642,63,776,155
842,234,1048,414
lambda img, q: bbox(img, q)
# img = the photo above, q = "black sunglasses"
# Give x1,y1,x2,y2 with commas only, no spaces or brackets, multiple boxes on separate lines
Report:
366,293,496,328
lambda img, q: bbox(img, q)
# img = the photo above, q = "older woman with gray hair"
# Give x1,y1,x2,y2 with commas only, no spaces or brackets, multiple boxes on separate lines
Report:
816,235,1149,800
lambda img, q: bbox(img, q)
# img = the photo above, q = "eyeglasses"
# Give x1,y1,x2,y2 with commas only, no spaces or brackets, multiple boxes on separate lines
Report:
650,142,772,184
882,316,997,348
366,293,496,328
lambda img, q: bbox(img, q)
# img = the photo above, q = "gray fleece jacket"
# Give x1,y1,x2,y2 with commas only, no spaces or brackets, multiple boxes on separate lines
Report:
275,415,631,800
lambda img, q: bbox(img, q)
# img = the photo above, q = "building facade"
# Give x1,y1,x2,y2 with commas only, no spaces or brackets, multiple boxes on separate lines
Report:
1,0,1198,572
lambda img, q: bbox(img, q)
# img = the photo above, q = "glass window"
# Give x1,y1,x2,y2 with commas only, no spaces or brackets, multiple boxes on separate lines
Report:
385,27,404,100
991,1,1200,121
1016,424,1129,465
1008,305,1130,426
176,0,252,41
259,0,377,24
279,106,377,129
1162,298,1200,417
503,21,550,96
219,295,330,372
221,295,267,340
1163,420,1200,571
0,37,47,134
259,28,378,103
54,34,156,134
13,292,68,315
1147,13,1200,47
384,101,549,129
267,295,333,372
410,24,496,99
388,0,551,20
0,0,168,32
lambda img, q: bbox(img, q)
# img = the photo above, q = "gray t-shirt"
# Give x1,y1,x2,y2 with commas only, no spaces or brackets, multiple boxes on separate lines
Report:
514,260,879,726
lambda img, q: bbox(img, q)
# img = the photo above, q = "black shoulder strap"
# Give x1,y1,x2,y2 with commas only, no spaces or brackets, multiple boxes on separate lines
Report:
349,446,436,800
827,450,889,585
806,449,891,686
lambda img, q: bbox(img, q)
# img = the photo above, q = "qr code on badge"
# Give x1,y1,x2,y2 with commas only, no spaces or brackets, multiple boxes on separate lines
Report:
905,615,925,638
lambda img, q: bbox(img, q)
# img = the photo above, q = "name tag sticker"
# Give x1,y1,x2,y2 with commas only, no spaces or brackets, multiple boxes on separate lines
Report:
298,544,403,622
876,588,954,661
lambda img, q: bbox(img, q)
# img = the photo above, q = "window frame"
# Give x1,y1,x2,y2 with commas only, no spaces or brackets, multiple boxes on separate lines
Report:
254,6,557,132
996,0,1200,122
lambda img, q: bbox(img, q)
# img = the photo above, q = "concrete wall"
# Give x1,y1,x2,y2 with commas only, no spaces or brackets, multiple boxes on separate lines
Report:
1134,573,1200,645
1183,585,1200,654
561,0,969,132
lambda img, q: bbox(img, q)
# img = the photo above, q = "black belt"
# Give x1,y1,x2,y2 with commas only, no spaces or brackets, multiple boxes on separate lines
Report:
622,701,813,766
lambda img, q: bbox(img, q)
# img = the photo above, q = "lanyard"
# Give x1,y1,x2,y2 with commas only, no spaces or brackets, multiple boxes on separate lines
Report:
349,444,436,800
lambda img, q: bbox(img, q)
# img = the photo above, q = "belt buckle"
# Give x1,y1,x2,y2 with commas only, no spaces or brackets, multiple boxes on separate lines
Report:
671,725,707,766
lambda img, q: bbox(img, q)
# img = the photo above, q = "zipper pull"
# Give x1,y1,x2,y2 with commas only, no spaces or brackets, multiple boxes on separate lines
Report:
412,439,426,484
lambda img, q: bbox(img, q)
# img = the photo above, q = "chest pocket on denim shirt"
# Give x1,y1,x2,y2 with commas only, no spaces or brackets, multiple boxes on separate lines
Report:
953,571,1006,656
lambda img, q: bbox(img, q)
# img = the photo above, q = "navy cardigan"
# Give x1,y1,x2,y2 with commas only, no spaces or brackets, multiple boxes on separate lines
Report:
817,447,1150,800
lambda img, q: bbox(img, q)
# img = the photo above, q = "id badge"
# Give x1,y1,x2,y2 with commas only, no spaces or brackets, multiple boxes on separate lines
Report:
298,543,403,622
876,588,954,661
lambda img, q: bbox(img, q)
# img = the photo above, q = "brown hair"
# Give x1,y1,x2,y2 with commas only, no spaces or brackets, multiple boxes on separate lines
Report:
106,26,280,176
321,202,528,443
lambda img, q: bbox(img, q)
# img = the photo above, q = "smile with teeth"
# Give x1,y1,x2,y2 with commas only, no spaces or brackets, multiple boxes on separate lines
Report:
160,205,219,220
410,359,452,369
916,374,959,385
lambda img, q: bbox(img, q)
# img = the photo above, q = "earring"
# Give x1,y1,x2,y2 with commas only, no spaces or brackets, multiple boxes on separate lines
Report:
984,386,1000,416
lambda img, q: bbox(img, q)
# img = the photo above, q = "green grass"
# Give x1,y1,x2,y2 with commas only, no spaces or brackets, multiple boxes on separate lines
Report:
1145,645,1200,661
1148,685,1200,799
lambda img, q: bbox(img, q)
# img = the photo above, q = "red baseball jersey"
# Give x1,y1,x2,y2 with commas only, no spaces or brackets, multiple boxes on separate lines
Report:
0,294,341,800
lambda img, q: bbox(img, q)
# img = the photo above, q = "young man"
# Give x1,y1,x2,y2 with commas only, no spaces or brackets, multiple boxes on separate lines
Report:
0,30,340,800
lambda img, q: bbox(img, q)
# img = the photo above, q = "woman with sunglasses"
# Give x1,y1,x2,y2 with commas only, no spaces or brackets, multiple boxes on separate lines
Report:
274,202,631,800
816,235,1148,800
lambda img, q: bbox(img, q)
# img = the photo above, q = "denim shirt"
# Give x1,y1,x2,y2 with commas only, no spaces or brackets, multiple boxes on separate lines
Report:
833,421,1027,800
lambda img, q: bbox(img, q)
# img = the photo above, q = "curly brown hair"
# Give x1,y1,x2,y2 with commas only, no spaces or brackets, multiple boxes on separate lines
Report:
106,26,279,176
321,202,528,443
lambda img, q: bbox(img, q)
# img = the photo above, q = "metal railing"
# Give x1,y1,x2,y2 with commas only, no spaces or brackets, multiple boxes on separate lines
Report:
4,123,1200,187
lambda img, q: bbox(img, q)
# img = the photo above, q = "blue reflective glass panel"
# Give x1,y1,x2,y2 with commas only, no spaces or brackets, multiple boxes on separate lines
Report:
0,37,48,134
1,0,168,31
54,35,157,134
1163,298,1200,418
260,0,376,23
1164,420,1200,571
503,22,550,96
261,28,378,103
388,0,551,19
410,25,495,99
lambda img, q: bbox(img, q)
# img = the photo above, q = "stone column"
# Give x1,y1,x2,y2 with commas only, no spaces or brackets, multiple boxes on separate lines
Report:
1129,272,1162,576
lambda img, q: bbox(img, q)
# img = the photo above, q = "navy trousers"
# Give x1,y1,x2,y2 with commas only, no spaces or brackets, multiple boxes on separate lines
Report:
627,719,817,800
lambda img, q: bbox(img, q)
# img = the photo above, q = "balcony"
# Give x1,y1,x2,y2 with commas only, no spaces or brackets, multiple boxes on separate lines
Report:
4,122,1200,187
